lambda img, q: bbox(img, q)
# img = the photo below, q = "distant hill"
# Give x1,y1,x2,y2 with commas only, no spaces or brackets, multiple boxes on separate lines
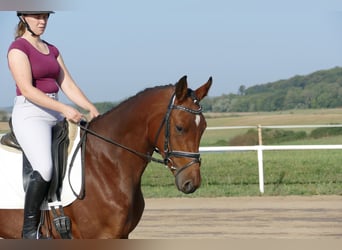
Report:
201,66,342,112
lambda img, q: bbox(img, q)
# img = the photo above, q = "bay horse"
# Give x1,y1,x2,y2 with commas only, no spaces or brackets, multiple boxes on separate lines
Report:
0,76,212,239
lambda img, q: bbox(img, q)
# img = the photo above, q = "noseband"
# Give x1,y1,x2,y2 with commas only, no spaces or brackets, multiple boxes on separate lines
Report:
153,91,203,177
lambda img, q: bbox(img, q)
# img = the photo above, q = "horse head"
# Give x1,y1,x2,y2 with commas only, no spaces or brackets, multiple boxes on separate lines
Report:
154,76,212,194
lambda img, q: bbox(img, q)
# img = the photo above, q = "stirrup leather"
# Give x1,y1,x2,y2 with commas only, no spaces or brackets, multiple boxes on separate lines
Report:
50,205,72,239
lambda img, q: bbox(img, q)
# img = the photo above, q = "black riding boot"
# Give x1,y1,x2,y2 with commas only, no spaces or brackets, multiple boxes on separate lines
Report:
22,171,50,239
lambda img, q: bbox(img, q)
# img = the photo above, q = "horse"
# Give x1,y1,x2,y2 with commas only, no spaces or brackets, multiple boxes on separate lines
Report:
0,75,212,239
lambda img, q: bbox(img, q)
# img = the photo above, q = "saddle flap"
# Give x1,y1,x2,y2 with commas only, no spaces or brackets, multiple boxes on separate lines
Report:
48,119,70,202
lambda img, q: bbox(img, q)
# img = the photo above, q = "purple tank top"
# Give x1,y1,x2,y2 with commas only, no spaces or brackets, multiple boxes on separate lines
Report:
8,38,60,95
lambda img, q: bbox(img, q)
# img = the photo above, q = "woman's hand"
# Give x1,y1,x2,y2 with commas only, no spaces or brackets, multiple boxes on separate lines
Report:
88,106,100,120
62,105,84,123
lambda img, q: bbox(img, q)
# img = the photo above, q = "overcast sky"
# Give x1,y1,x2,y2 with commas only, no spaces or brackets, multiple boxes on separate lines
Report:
1,0,342,107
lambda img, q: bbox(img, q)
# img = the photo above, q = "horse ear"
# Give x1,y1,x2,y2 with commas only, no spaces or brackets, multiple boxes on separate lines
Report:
175,75,188,102
195,76,213,101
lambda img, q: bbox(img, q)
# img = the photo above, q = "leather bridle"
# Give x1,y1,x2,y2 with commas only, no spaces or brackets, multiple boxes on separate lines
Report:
153,91,203,178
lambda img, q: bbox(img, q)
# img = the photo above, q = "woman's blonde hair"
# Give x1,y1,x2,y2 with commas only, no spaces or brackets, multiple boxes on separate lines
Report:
15,20,26,39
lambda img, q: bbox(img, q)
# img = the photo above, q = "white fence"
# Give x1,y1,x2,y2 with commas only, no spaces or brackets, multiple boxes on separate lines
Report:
199,124,342,193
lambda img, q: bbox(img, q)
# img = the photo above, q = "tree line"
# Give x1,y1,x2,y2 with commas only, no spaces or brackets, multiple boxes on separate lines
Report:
2,67,341,118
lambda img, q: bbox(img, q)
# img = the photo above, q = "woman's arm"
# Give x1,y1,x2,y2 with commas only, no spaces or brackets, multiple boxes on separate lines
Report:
57,54,99,120
8,49,85,123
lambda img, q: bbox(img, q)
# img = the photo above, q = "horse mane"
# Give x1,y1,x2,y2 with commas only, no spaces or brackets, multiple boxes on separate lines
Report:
94,84,175,120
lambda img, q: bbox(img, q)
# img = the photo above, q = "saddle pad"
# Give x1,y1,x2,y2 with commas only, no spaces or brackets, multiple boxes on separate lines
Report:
0,126,82,209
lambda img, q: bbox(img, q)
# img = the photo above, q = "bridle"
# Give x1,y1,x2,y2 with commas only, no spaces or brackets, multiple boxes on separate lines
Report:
153,90,203,178
83,90,203,175
69,89,203,198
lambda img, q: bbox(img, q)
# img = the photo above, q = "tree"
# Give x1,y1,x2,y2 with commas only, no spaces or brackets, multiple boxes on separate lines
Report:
238,85,246,96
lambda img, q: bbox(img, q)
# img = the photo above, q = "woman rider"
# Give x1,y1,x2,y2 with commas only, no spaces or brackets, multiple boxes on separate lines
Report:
8,10,100,239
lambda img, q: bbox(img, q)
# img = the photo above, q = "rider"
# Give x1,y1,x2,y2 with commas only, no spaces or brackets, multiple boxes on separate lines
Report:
8,10,100,239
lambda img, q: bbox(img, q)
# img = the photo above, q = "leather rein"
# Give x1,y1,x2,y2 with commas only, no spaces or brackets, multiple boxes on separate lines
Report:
69,90,203,198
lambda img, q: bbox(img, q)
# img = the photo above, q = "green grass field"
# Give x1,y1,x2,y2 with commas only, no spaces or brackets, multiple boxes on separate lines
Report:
142,149,342,197
141,109,342,197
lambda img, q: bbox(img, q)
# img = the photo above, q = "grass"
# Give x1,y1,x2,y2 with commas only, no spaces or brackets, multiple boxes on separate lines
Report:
141,149,342,198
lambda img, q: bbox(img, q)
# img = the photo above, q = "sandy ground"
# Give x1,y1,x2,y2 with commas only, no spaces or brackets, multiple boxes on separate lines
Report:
130,195,342,239
0,122,9,132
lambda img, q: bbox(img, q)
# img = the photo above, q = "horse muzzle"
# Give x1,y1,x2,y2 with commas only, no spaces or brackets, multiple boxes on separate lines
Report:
178,178,201,194
173,160,201,194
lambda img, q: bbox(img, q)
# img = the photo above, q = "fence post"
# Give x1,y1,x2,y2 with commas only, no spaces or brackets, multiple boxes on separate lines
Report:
257,125,264,193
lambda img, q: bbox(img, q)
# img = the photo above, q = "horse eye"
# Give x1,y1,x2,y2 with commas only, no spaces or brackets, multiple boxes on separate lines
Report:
175,125,183,133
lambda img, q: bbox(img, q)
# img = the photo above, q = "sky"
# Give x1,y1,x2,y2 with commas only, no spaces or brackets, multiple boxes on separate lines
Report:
0,0,342,107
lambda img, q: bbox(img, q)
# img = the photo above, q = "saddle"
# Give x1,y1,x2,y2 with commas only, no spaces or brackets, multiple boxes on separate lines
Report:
0,119,20,150
0,118,72,239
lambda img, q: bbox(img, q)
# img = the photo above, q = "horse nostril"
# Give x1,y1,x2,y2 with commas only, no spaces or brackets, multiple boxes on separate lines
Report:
182,180,196,194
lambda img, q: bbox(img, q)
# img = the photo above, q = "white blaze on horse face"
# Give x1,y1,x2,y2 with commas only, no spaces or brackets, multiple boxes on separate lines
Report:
195,115,201,127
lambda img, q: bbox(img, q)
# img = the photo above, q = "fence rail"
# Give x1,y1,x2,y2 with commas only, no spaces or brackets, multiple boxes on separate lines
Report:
200,124,342,193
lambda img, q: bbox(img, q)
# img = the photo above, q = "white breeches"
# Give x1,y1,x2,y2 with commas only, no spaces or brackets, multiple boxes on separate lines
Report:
11,95,63,181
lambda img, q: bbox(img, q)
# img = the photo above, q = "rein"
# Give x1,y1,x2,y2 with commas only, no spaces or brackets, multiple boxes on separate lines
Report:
67,121,165,199
78,122,165,165
68,90,203,198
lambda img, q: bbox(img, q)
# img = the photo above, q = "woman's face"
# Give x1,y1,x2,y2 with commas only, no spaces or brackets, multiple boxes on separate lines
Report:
22,14,50,36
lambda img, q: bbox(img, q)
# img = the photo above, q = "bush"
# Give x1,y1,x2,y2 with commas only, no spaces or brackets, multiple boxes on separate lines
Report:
0,110,9,122
228,129,307,146
229,129,258,146
310,127,342,138
262,129,307,144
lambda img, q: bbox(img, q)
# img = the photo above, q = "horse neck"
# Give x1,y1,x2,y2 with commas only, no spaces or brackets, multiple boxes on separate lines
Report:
82,87,173,204
91,87,173,153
